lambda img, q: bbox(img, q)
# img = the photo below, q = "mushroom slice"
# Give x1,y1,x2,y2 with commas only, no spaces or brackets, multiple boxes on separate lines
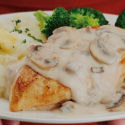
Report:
91,66,104,73
97,25,125,37
28,45,58,70
60,101,75,113
64,61,82,75
50,27,79,49
107,95,125,111
59,31,82,49
53,26,75,34
31,57,58,70
90,39,117,64
60,39,77,49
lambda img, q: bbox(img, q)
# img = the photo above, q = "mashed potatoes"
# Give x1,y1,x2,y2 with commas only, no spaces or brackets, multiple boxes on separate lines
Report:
0,13,43,97
0,64,6,97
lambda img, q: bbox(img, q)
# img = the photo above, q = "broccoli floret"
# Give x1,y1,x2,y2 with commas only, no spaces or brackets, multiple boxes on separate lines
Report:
68,8,108,28
42,7,69,37
69,13,99,28
115,10,125,28
34,10,50,30
34,7,69,37
34,7,108,38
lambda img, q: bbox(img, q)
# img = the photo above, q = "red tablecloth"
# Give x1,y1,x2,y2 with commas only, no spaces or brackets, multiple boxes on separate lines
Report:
0,0,124,125
0,0,125,14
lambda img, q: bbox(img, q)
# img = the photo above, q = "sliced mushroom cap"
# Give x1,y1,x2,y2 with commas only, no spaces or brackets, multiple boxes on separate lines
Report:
91,66,104,73
28,45,58,70
97,25,125,37
27,45,43,58
49,27,81,49
59,30,81,49
53,26,75,34
60,39,78,49
90,39,117,64
48,34,78,50
64,61,82,75
107,95,125,112
31,57,58,70
60,101,75,113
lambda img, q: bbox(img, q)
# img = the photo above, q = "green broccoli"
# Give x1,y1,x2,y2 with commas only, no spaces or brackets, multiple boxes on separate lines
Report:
34,7,69,37
115,10,125,28
34,10,50,30
42,7,69,37
34,7,108,38
68,8,108,28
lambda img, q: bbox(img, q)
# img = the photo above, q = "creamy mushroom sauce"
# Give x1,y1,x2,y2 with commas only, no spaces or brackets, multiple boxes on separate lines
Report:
6,25,125,115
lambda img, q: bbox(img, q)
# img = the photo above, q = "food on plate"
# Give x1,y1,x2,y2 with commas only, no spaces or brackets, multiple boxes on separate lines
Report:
68,7,108,28
115,9,125,28
0,29,17,54
10,65,71,112
34,7,69,38
0,64,6,97
0,13,43,43
0,13,42,98
0,29,17,97
1,9,125,117
5,25,125,113
34,7,108,38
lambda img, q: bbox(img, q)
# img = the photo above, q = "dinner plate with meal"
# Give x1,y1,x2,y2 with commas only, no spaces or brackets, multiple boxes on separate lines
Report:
0,7,125,123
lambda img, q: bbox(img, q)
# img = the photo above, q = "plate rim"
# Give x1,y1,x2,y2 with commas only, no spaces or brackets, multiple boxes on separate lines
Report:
1,109,125,124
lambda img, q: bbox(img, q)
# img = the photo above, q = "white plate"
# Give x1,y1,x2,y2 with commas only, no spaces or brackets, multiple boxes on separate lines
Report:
0,12,124,124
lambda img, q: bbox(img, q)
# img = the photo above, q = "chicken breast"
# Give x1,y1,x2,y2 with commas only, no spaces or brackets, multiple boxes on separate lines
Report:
9,25,125,112
10,65,71,112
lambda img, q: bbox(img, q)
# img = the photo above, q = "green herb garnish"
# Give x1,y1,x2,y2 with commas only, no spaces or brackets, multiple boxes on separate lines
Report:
15,19,21,25
25,28,30,33
12,28,22,34
27,33,42,43
22,39,27,43
11,19,22,34
11,19,42,43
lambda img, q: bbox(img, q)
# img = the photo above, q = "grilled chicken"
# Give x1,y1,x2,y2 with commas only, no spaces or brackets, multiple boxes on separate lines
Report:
9,25,125,112
10,65,71,112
